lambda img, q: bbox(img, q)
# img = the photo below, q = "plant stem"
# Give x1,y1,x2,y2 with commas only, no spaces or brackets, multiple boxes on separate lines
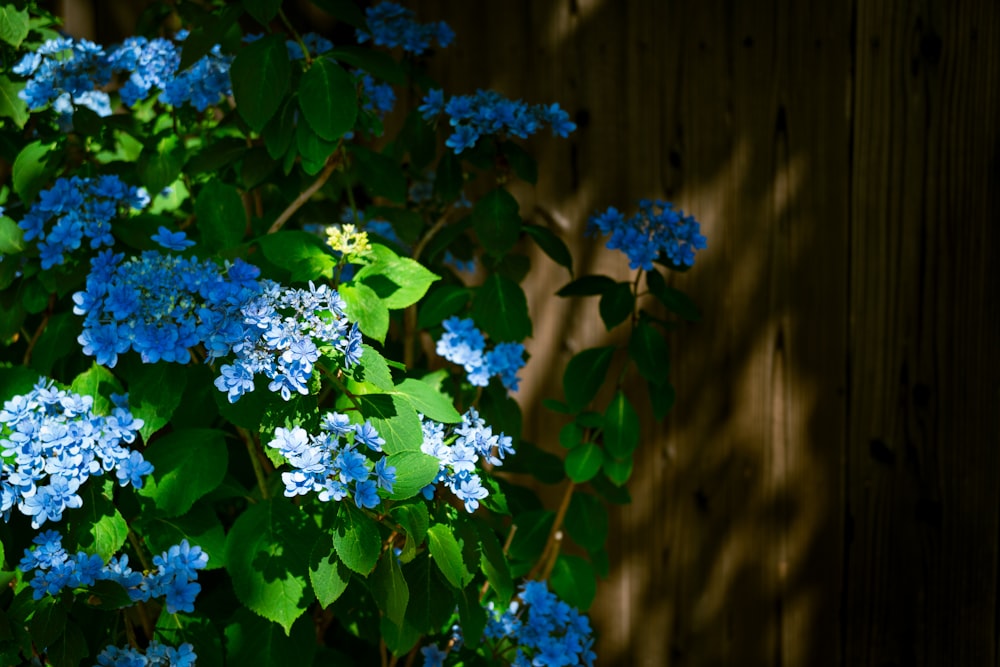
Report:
403,210,453,366
237,426,270,499
22,294,55,366
279,9,310,64
267,158,339,234
527,479,575,581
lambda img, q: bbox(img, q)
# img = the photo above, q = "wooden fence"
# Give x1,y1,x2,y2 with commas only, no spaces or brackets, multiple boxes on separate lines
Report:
413,1,1000,665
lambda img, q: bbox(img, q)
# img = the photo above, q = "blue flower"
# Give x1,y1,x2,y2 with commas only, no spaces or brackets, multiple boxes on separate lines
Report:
151,226,195,251
357,2,454,55
588,199,707,270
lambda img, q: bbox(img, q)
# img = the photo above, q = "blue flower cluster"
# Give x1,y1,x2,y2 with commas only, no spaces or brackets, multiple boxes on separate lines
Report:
244,32,334,61
14,34,232,117
73,250,262,367
419,89,576,154
18,175,149,270
0,379,147,529
483,581,596,667
359,70,396,119
20,531,207,613
436,317,525,391
215,281,362,402
587,199,708,270
97,641,196,667
357,2,455,55
419,408,514,513
266,413,395,509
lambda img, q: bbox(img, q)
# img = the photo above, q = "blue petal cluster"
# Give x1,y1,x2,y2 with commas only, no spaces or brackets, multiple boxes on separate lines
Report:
18,175,149,269
20,531,207,613
97,641,196,667
483,581,596,667
587,199,708,270
266,414,395,509
419,408,514,513
436,317,525,391
72,250,262,367
0,379,147,529
419,89,576,154
359,71,396,119
357,2,454,55
14,35,232,116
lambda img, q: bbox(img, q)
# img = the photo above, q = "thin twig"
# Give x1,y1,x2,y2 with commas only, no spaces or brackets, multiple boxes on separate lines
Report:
527,480,575,581
237,426,270,499
22,294,55,365
267,159,339,234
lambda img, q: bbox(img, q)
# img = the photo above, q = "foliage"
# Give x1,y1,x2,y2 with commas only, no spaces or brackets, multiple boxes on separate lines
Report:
0,1,705,665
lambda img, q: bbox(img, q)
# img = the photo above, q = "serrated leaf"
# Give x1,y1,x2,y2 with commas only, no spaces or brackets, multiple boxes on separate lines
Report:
0,76,28,128
340,282,389,343
295,115,338,171
629,321,670,385
598,281,634,330
28,599,67,655
232,34,290,131
562,346,616,412
300,57,357,142
390,503,429,562
556,274,616,297
142,501,228,570
332,502,381,575
256,231,337,282
456,582,486,642
69,364,122,415
564,493,608,553
477,524,513,604
263,98,297,159
351,394,418,455
354,344,394,390
385,451,440,500
417,285,470,329
471,273,532,342
549,555,596,610
472,187,521,257
355,244,440,310
65,484,128,562
523,224,572,275
226,499,319,633
0,6,29,47
427,524,472,589
195,180,245,251
604,391,639,458
309,543,350,607
565,442,603,483
138,135,186,195
124,363,188,440
224,607,316,667
138,429,228,517
403,554,453,633
372,549,408,625
390,378,459,423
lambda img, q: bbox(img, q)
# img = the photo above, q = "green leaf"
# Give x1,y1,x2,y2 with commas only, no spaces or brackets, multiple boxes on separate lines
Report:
340,282,389,343
427,524,472,589
0,216,23,254
0,6,29,47
391,378,460,423
256,231,337,282
372,549,408,625
564,493,608,553
477,524,513,605
226,499,319,633
178,5,243,70
295,112,338,172
599,281,634,330
47,620,88,667
300,57,357,142
629,321,670,385
332,502,381,575
471,273,532,342
500,141,538,184
523,224,572,275
354,344,394,391
603,455,633,486
142,502,228,570
243,0,282,25
138,135,186,194
186,137,246,175
385,451,440,500
565,442,603,483
472,187,521,257
550,555,596,610
556,274,616,297
417,285,470,329
559,422,584,449
456,582,486,642
241,146,277,189
309,542,350,607
13,140,60,204
263,99,297,159
648,269,701,321
124,363,188,440
65,483,128,562
232,34,291,132
433,151,462,203
403,554,453,633
351,145,406,203
80,580,133,611
69,364,122,415
562,346,616,412
195,180,245,251
28,599,66,654
355,244,440,309
603,391,639,458
355,394,422,455
224,607,316,667
328,45,407,84
398,108,436,170
0,367,41,404
390,503,429,562
0,76,28,128
138,429,228,517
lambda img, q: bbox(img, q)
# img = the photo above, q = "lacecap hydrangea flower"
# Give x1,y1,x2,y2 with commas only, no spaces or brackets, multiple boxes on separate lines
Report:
588,198,707,270
357,2,455,55
267,413,395,509
96,641,196,667
436,317,525,391
0,379,148,528
419,408,514,513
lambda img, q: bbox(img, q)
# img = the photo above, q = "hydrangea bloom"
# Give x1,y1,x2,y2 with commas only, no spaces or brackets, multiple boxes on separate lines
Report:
0,379,147,528
419,408,514,512
18,175,149,269
13,37,113,116
419,89,576,154
587,199,708,270
436,317,525,391
20,532,208,614
357,2,454,55
266,414,394,508
96,641,196,667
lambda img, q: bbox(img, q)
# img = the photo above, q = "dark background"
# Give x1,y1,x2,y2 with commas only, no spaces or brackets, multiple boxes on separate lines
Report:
56,1,1000,665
